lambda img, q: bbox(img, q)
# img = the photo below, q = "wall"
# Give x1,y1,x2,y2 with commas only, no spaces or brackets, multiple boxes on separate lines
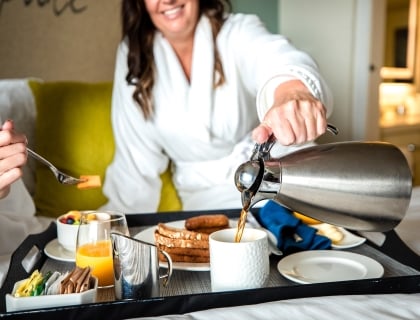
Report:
0,0,121,82
0,0,278,82
231,0,278,33
279,0,354,141
279,0,381,142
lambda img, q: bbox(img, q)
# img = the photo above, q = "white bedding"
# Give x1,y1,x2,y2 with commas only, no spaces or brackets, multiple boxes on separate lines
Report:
132,188,420,320
133,293,420,320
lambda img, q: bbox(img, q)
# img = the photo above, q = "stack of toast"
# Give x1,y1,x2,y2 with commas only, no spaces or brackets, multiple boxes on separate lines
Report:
154,214,229,263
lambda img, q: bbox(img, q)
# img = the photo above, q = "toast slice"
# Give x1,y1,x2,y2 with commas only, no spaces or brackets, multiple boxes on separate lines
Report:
154,230,209,249
157,223,209,241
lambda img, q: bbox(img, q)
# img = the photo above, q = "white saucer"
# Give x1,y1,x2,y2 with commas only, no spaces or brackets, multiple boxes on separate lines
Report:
313,224,366,249
44,239,75,262
331,227,366,249
277,250,384,284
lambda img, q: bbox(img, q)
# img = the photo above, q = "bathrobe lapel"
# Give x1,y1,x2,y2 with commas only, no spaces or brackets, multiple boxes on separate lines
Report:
153,16,214,142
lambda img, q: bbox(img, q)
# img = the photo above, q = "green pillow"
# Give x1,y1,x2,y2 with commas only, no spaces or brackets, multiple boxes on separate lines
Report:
158,167,182,212
29,80,181,217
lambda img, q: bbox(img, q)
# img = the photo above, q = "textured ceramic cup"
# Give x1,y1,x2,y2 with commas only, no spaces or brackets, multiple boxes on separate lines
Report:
209,228,269,292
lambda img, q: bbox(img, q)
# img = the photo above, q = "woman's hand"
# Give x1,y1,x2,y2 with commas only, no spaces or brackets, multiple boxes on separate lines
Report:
0,120,28,199
252,79,327,145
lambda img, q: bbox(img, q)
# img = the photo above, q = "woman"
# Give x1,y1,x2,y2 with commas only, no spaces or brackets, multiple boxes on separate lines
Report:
101,0,333,213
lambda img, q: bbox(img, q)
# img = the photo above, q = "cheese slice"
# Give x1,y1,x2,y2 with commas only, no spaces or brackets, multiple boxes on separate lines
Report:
77,175,101,189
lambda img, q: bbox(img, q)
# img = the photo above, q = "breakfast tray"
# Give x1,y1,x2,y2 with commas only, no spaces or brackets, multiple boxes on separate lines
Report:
1,209,420,320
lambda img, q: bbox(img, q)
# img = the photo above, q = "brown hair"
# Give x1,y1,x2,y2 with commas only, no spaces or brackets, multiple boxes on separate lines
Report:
121,0,232,119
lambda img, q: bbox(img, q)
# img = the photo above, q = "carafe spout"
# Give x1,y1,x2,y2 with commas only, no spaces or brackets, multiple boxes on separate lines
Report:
235,141,412,232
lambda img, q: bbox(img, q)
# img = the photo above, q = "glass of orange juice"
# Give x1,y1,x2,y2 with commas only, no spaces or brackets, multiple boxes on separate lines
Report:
75,211,129,288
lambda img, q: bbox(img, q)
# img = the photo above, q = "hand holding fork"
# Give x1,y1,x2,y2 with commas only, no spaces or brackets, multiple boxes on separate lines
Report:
27,148,86,185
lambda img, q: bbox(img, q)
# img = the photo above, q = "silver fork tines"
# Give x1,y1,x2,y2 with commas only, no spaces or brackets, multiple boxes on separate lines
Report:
27,148,87,185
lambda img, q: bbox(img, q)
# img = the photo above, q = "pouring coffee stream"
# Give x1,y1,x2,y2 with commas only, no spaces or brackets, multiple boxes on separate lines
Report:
234,124,340,242
234,123,412,242
234,124,339,242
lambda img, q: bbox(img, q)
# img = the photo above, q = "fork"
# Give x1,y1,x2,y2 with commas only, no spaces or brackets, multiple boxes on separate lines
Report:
27,148,87,185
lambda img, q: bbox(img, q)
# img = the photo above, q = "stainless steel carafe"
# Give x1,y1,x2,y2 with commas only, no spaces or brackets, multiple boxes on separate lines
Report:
234,140,412,232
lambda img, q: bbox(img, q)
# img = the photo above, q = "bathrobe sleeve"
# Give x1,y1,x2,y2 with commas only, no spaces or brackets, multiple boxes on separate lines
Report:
219,14,333,120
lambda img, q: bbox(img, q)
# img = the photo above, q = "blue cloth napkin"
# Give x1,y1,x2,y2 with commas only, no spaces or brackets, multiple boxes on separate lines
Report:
258,201,331,255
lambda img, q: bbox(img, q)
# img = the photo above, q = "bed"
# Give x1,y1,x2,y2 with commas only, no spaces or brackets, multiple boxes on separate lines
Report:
135,187,420,320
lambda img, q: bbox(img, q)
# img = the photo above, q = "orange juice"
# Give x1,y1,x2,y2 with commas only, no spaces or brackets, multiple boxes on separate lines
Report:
76,239,114,287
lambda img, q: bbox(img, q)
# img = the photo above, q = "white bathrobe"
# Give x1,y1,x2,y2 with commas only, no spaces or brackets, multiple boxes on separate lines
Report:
101,14,333,214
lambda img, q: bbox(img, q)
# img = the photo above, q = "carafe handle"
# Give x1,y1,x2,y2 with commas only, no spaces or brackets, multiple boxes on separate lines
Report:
251,123,339,161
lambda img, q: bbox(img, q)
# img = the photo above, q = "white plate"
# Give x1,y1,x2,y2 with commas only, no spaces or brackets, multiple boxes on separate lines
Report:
135,219,265,271
314,224,366,249
332,227,366,249
44,239,75,262
277,250,384,284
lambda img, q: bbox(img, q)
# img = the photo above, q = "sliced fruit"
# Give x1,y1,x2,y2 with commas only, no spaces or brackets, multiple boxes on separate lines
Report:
293,211,322,225
314,223,345,244
77,175,102,190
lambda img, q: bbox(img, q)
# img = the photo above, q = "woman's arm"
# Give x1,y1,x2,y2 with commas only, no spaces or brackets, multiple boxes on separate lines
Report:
224,14,333,145
0,120,27,199
253,79,328,145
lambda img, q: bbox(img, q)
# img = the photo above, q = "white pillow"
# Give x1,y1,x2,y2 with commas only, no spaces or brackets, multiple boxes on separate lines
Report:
0,78,39,195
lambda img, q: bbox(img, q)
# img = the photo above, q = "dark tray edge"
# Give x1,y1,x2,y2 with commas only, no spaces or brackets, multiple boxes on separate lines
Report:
1,209,419,319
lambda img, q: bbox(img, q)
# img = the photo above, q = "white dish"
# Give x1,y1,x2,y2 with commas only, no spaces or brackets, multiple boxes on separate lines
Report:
313,223,366,249
44,239,75,262
277,250,384,284
6,276,97,312
331,227,366,249
135,219,267,271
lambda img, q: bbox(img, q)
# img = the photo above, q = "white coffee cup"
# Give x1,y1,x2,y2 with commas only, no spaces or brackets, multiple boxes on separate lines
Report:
209,228,269,292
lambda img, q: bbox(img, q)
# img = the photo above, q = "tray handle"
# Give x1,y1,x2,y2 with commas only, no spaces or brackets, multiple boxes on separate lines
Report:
368,229,420,271
0,222,56,312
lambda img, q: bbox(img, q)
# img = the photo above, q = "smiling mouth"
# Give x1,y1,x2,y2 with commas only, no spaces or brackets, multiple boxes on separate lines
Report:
162,5,184,17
